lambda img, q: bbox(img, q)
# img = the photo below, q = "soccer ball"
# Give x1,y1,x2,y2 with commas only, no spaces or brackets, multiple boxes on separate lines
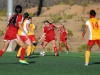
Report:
40,51,45,56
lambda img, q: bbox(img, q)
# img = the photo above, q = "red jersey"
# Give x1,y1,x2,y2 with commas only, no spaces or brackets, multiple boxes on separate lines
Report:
60,28,68,38
4,14,23,40
43,24,56,37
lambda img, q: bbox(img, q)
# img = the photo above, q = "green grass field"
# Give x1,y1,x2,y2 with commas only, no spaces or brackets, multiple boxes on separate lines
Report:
0,52,100,75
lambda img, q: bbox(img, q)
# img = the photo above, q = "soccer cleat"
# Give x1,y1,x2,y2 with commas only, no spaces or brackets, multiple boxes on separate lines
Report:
85,63,89,66
19,60,29,65
66,51,69,54
55,53,59,56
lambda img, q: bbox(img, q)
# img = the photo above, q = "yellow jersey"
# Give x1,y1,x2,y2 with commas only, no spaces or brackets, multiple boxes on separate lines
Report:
18,19,30,36
28,24,35,35
86,18,100,40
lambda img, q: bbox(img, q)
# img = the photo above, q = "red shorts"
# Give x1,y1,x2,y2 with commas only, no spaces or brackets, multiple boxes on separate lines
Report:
28,35,36,42
19,36,28,42
60,37,67,42
45,35,55,42
4,32,19,41
88,40,100,46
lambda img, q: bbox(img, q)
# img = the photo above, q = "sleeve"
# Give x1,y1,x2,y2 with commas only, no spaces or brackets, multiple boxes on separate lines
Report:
17,15,23,24
26,20,30,24
85,20,90,26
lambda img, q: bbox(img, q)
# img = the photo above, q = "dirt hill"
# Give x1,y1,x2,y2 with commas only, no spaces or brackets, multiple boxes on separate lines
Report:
1,4,100,52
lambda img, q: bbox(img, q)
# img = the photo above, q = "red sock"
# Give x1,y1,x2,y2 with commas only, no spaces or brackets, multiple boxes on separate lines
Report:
20,48,25,60
53,47,57,53
66,46,69,51
0,50,4,57
59,46,62,52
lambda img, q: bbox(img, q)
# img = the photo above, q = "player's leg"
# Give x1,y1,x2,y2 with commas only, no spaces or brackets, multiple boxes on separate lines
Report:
30,35,37,54
51,40,58,56
59,41,62,52
85,40,95,66
14,39,29,64
0,40,11,57
31,42,37,54
25,38,32,57
16,47,22,57
64,42,69,54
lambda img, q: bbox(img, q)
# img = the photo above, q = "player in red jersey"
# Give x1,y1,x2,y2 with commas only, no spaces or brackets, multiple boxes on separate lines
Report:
39,20,61,56
0,5,29,64
59,23,69,54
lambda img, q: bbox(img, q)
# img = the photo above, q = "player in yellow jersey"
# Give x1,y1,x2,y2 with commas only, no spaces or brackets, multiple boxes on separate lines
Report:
28,17,37,55
81,10,100,66
17,12,32,57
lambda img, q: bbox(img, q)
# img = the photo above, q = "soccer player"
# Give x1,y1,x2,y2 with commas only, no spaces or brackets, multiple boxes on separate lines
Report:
17,13,32,57
59,23,69,54
0,5,29,64
81,10,100,66
28,17,37,55
17,17,37,57
38,20,61,56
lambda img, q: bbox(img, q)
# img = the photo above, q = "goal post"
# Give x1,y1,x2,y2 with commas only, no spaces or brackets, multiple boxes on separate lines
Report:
6,0,13,52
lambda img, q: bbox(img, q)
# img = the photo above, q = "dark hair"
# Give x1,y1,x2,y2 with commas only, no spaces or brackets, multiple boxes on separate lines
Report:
90,10,96,16
44,20,50,23
15,5,22,14
28,17,32,20
23,12,29,21
7,5,22,28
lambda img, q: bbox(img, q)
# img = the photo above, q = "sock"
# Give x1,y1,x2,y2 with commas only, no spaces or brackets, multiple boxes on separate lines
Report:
31,46,36,53
0,50,4,57
85,51,90,63
27,46,32,56
53,47,57,53
66,46,69,51
17,47,22,57
20,48,25,60
59,46,62,52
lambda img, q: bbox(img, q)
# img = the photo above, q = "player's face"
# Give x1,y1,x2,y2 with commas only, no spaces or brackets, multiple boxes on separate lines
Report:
44,22,49,26
29,19,32,23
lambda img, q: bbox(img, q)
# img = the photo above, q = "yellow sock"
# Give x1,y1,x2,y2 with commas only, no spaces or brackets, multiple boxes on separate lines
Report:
17,47,22,57
27,46,32,56
85,51,90,63
31,46,36,53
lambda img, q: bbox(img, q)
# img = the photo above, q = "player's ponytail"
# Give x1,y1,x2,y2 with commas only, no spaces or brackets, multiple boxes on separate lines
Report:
7,5,22,28
23,12,29,22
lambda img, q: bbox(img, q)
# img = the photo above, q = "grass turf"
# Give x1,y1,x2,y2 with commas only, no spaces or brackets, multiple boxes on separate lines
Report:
0,52,100,75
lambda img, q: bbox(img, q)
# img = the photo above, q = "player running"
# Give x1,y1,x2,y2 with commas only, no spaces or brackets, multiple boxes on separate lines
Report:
59,23,69,54
17,13,32,58
28,17,37,55
17,17,37,57
38,20,61,56
0,5,29,64
81,10,100,66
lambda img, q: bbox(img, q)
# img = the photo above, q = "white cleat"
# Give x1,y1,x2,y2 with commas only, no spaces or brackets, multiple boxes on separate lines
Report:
85,63,89,66
66,51,69,54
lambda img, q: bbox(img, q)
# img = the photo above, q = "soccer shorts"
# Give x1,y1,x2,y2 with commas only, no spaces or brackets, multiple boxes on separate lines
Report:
45,35,55,42
60,37,67,42
28,35,36,42
19,36,28,42
88,40,100,46
4,32,19,41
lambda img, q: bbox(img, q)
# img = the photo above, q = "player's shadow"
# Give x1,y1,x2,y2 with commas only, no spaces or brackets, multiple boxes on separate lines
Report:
90,62,100,65
0,61,36,64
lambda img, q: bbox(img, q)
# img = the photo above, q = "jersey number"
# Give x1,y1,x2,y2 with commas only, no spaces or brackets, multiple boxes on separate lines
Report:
92,22,99,29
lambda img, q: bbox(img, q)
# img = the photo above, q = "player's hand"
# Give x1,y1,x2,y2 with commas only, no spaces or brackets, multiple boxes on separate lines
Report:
81,36,84,41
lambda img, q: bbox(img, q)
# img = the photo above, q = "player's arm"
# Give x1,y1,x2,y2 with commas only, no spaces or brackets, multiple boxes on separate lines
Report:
26,23,33,34
19,22,28,37
54,24,62,28
81,25,88,40
38,33,46,43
